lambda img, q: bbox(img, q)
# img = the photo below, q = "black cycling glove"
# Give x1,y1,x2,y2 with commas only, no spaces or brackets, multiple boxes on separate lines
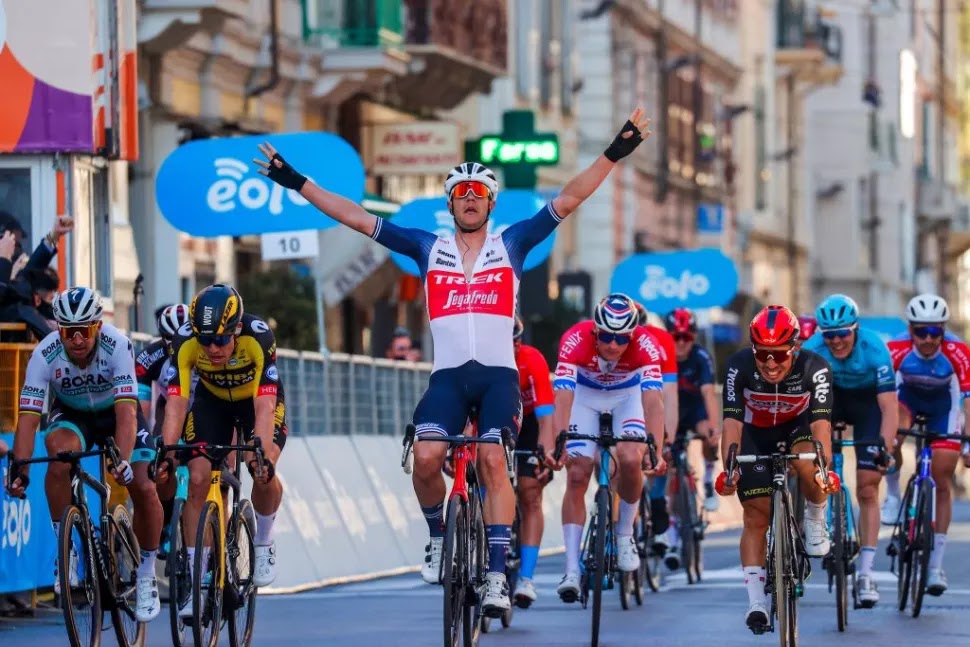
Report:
265,153,308,192
603,120,645,162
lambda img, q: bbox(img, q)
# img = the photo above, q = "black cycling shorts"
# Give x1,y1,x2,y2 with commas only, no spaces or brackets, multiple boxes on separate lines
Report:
48,399,155,464
832,386,884,472
182,386,287,451
736,419,812,503
515,412,553,481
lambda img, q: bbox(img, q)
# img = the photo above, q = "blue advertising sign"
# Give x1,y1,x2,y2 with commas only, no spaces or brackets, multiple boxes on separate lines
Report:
388,190,557,276
155,131,366,238
610,248,739,313
1,431,102,593
857,316,908,343
697,203,725,234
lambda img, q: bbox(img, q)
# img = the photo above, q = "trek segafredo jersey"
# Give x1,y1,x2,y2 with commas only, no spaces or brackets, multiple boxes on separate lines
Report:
372,203,561,373
19,325,139,415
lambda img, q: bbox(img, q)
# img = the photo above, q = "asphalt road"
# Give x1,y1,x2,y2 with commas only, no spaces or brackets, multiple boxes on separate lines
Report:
5,502,970,646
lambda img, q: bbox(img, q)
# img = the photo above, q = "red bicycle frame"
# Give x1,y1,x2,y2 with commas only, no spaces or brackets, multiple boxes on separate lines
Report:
448,418,479,502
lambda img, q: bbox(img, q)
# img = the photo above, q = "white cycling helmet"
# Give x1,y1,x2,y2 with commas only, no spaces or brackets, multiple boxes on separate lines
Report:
593,293,639,335
158,303,190,339
53,287,104,325
906,293,950,324
444,162,499,198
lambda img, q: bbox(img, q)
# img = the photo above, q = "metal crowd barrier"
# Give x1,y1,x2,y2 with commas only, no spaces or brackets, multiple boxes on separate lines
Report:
130,333,433,436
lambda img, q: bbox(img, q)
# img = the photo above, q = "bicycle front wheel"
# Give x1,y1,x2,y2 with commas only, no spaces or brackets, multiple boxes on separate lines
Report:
167,499,191,647
896,478,916,611
193,500,224,647
910,488,933,618
59,505,102,647
831,491,848,631
771,490,794,647
227,499,258,647
590,487,609,647
442,497,466,647
109,505,146,647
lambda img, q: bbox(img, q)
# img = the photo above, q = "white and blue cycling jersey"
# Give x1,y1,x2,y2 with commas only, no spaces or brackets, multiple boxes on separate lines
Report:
802,327,895,393
888,336,970,438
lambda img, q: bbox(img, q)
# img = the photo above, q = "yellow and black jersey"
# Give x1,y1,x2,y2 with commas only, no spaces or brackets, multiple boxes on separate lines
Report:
167,313,283,402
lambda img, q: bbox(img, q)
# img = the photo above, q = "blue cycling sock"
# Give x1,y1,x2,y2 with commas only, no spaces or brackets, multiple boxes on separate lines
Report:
519,545,540,580
650,475,668,499
486,525,512,574
421,503,445,538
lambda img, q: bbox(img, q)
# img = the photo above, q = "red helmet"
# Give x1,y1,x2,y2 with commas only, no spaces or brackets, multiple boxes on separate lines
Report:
797,315,817,341
750,305,799,347
664,308,697,335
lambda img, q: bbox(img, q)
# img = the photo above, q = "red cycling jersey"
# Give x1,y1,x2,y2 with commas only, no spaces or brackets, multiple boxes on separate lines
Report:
553,320,664,392
644,324,678,383
515,343,554,418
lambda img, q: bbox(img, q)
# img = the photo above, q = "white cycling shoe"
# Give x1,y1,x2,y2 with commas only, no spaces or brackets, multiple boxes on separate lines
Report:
481,572,511,617
802,515,831,557
745,600,769,633
422,537,444,584
617,535,640,573
880,495,900,526
513,577,537,608
557,572,581,603
254,542,277,587
135,576,161,622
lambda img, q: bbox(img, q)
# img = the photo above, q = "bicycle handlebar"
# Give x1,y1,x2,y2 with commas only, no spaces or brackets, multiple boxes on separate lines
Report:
7,437,121,500
149,437,265,481
553,430,658,469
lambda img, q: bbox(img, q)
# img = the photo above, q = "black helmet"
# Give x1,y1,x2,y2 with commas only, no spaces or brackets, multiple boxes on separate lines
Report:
190,284,244,336
513,317,524,341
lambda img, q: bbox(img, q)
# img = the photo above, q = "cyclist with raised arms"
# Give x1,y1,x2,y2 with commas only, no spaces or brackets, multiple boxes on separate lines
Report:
551,293,667,602
5,287,163,621
885,293,970,596
256,109,652,616
715,305,838,632
511,317,554,607
802,294,897,606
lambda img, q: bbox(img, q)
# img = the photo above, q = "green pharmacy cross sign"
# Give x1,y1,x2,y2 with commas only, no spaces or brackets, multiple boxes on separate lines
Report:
465,110,560,189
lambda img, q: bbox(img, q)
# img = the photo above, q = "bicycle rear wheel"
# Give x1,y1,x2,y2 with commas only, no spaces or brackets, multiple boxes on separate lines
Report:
831,491,848,631
442,498,466,647
464,495,485,647
167,500,191,647
637,491,661,593
227,499,258,647
910,488,933,618
59,505,101,647
677,476,698,584
193,501,224,647
590,488,609,647
895,478,916,611
109,505,146,647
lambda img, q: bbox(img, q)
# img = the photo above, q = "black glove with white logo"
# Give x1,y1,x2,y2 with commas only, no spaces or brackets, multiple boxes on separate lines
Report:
264,153,308,192
603,120,646,162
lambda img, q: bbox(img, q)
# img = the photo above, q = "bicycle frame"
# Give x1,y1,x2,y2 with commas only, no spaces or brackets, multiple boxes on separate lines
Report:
905,438,935,543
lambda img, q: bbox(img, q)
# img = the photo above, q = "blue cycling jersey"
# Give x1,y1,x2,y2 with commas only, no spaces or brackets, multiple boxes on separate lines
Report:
676,344,715,423
802,327,895,393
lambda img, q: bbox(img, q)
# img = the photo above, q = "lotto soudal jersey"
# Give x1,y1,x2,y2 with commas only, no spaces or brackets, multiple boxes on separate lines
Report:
553,321,664,392
372,204,562,372
721,348,833,427
19,324,139,415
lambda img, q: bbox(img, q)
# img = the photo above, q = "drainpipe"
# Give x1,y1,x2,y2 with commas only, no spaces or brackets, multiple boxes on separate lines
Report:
247,0,281,98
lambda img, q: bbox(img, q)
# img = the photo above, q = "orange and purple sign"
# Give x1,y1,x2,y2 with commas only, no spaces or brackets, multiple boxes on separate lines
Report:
0,0,138,158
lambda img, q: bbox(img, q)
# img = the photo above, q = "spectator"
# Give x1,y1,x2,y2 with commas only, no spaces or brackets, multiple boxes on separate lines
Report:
386,326,413,361
407,340,423,362
0,213,73,339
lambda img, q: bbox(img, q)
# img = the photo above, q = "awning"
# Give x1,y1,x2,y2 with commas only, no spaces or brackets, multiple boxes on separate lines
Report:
362,193,400,217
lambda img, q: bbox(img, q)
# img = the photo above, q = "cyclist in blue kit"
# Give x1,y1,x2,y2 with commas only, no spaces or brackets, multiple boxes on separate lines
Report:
803,294,897,606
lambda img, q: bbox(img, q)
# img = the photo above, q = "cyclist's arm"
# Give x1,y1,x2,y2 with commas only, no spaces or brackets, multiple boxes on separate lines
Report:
111,339,141,462
553,388,574,441
253,322,282,459
551,156,622,219
720,419,742,471
528,351,556,451
807,356,834,464
12,344,51,463
876,391,898,449
699,384,720,437
720,353,746,469
299,181,377,236
162,337,194,445
662,383,678,445
253,394,277,453
641,388,664,451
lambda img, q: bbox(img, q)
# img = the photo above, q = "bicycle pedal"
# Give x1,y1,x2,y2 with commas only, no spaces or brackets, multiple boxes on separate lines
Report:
558,590,578,604
513,595,533,610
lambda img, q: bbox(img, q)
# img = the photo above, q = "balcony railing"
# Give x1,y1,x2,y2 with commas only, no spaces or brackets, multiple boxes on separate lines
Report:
776,1,842,64
302,0,403,49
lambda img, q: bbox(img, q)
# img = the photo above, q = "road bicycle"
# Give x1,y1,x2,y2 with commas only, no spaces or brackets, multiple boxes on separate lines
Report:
8,437,144,647
669,430,708,584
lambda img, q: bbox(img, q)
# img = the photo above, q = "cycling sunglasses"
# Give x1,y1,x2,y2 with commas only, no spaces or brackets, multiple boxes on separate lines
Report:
752,346,794,363
58,322,100,340
198,333,234,347
912,325,944,339
673,332,695,343
821,327,854,341
450,181,491,199
597,332,631,345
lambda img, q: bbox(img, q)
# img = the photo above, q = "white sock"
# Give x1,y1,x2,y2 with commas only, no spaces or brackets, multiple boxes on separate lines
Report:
563,524,583,575
805,500,826,521
186,547,196,581
704,461,715,486
885,471,901,499
254,511,277,546
743,566,767,606
138,549,157,578
929,533,947,571
617,499,638,536
859,546,876,576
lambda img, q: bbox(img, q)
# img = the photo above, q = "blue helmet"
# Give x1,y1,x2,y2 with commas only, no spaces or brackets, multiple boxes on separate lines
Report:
815,294,859,329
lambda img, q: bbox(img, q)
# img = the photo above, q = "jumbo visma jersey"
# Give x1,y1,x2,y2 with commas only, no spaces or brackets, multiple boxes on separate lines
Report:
167,314,283,402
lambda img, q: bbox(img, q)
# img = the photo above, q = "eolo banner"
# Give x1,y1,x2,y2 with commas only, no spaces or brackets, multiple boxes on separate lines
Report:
610,249,739,313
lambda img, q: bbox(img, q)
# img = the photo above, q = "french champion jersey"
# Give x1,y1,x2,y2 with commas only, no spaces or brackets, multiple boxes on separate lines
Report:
19,324,139,415
887,337,970,400
553,321,664,392
802,327,895,393
372,203,561,372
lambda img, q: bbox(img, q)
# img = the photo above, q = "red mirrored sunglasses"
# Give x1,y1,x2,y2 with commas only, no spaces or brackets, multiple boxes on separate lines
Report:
450,181,491,199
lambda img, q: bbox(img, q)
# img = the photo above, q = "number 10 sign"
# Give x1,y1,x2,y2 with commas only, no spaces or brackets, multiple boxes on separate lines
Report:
260,230,320,261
